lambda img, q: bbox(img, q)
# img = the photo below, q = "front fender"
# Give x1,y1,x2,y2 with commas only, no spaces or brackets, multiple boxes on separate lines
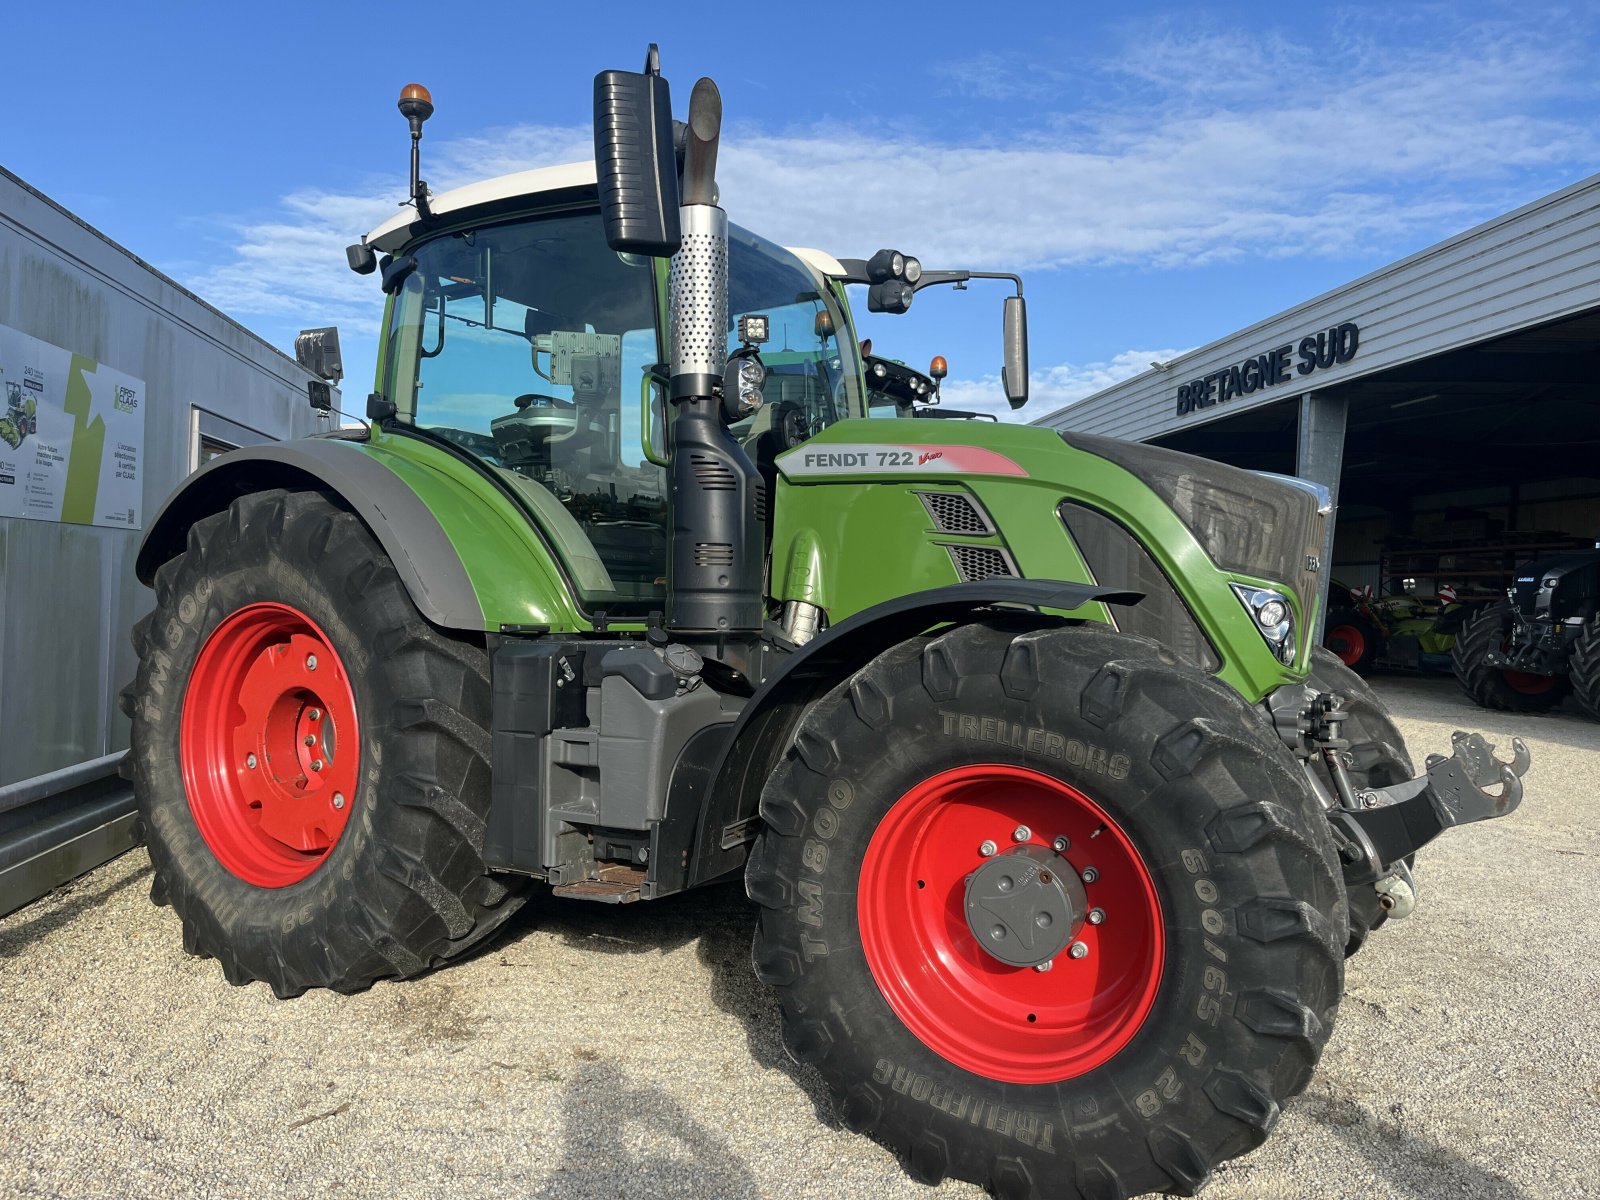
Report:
682,580,1141,888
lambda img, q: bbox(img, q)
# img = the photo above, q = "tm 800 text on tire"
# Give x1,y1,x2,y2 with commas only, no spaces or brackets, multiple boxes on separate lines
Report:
746,619,1346,1200
123,489,526,997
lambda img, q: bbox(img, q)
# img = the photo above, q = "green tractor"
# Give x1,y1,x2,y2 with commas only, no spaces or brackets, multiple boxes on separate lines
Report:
125,54,1530,1199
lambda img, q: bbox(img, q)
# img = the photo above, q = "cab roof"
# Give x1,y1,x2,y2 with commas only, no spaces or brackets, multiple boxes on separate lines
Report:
363,161,847,280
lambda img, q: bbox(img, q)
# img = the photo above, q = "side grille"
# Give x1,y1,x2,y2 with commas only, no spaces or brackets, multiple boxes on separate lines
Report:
690,453,737,491
947,544,1016,582
694,542,734,567
917,491,994,535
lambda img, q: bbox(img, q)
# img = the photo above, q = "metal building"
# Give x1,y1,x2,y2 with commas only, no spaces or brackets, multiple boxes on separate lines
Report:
1036,173,1600,618
0,166,325,912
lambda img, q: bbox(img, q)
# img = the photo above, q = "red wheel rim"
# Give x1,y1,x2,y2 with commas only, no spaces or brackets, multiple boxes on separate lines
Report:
1498,629,1556,695
1502,668,1556,695
180,602,360,887
1328,624,1365,666
858,764,1164,1084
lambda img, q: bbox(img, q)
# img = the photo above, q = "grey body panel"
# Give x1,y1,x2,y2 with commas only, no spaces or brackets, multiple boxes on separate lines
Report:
135,438,485,631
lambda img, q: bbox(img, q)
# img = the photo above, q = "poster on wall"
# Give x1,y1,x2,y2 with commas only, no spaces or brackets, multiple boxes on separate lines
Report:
0,322,144,529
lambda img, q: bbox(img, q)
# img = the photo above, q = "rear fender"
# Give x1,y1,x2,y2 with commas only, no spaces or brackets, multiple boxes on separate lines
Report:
136,438,585,633
681,580,1140,888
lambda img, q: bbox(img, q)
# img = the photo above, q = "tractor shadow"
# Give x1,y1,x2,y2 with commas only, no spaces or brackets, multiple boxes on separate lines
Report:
1288,1085,1535,1200
485,881,839,1126
522,1058,762,1199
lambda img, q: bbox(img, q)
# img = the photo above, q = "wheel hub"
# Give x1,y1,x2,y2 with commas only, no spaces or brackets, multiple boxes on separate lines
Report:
964,845,1086,967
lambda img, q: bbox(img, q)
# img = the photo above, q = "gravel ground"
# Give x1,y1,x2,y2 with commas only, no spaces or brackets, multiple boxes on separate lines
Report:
3,673,1597,1199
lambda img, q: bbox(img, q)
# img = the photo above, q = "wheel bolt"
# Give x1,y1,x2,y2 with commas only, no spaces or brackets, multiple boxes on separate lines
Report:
1081,866,1099,884
307,708,321,721
979,840,998,857
332,792,346,810
245,754,258,769
1088,908,1105,925
311,759,324,772
1012,825,1031,843
1034,960,1053,973
1069,941,1089,959
1052,835,1070,853
304,735,317,747
306,654,318,671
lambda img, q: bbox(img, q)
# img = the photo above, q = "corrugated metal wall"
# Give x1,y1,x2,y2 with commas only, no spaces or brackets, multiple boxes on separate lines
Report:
1036,173,1600,442
0,168,324,788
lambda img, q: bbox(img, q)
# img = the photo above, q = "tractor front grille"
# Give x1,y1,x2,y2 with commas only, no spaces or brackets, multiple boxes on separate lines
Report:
946,544,1016,582
917,491,994,535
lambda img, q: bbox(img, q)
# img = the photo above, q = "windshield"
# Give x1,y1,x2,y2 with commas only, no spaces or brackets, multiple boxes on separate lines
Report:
725,227,864,445
382,209,863,615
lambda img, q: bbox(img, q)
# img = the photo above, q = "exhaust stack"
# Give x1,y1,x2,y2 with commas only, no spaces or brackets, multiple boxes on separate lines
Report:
664,78,765,636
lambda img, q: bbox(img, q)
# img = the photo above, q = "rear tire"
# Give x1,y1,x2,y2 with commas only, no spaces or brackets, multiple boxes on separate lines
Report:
1571,616,1600,721
125,489,527,997
1451,602,1568,713
747,619,1344,1198
1306,648,1413,956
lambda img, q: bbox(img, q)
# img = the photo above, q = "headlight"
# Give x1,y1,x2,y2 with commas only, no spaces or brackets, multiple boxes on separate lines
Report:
903,256,923,283
1232,584,1296,665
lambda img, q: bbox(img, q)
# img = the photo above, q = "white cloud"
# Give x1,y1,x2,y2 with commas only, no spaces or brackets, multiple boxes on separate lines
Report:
939,348,1192,421
181,18,1596,394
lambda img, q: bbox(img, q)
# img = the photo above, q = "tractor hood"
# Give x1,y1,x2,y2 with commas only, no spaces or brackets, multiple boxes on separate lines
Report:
771,418,1329,700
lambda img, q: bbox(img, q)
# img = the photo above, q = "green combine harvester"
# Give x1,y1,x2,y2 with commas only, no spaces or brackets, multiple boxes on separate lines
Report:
125,51,1530,1199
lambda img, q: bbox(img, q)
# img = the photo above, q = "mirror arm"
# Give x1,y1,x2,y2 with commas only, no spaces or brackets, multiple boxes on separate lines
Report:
910,270,1023,297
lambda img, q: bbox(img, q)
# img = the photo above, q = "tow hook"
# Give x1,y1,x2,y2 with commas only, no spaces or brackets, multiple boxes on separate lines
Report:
1328,732,1530,886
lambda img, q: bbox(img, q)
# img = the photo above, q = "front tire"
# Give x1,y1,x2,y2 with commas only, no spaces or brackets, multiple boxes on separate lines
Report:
125,489,527,997
747,620,1345,1198
1451,602,1568,713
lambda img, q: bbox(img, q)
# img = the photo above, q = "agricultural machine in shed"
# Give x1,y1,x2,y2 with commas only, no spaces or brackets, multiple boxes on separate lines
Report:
125,51,1531,1199
1453,548,1600,717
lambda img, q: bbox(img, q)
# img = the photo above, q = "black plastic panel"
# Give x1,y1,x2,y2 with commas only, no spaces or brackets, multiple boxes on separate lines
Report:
1058,502,1221,671
484,642,588,874
1060,431,1324,613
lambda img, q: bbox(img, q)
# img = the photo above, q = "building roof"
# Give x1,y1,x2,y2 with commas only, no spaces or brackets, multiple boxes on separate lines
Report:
1036,173,1600,442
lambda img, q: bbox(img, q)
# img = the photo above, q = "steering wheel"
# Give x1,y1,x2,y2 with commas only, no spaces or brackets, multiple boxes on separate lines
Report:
513,393,575,411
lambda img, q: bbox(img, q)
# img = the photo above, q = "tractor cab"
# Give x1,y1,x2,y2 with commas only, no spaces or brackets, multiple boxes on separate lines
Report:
363,183,867,616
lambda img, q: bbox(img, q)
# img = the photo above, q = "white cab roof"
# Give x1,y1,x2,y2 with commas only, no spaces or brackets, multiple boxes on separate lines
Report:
365,161,599,250
365,162,852,278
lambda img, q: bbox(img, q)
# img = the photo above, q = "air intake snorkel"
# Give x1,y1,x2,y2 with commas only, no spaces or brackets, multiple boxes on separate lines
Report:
593,49,765,643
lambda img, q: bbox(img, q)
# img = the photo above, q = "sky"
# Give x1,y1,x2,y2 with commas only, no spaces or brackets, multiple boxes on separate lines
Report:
7,1,1598,421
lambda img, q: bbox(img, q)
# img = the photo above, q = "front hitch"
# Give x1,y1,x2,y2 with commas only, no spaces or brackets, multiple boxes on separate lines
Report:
1328,732,1530,885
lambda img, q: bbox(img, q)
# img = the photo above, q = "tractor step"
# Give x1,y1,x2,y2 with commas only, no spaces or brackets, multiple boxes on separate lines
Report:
552,863,645,903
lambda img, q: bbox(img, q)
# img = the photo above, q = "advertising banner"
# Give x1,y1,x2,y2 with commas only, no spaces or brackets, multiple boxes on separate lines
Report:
0,322,144,529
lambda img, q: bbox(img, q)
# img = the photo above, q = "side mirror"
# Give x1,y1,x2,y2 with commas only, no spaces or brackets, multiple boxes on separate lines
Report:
593,45,681,256
1001,296,1028,409
296,327,344,384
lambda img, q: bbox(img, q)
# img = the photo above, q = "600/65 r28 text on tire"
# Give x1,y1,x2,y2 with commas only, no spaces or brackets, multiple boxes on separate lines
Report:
747,619,1346,1199
123,489,526,997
